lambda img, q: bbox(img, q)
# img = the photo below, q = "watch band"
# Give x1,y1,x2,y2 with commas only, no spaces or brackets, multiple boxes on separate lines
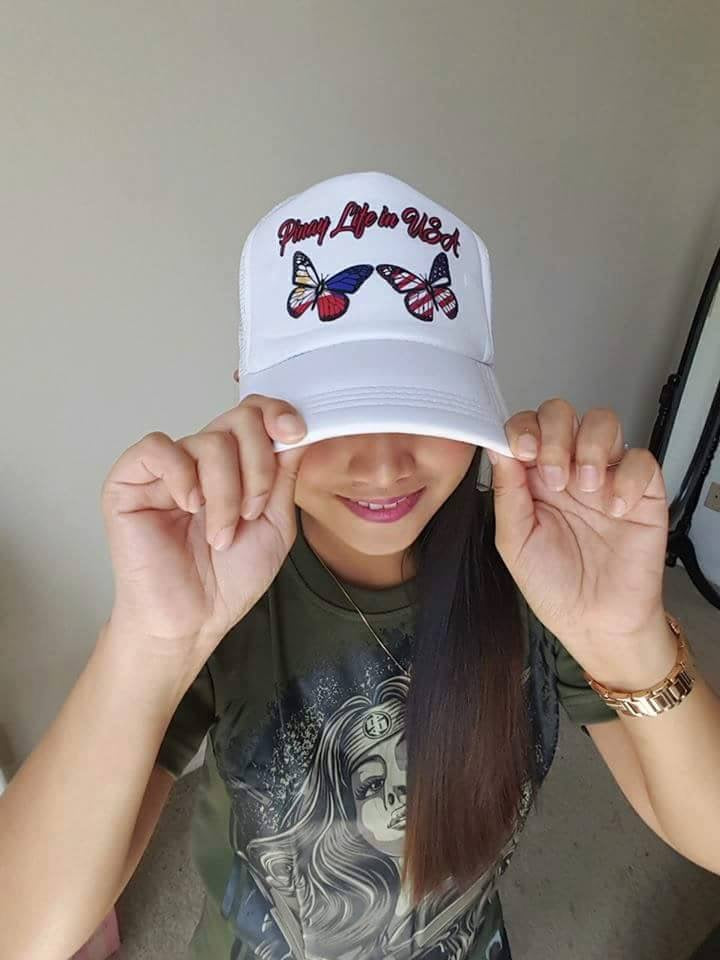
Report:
582,612,695,718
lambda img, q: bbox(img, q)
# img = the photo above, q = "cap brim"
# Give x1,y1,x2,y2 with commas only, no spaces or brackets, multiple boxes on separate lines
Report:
237,339,515,458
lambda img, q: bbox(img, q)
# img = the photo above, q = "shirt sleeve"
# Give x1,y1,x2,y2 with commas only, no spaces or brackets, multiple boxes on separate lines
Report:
156,661,216,778
550,627,619,730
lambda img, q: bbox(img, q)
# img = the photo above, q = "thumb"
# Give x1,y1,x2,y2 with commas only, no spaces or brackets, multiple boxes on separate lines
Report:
265,444,307,524
486,448,536,564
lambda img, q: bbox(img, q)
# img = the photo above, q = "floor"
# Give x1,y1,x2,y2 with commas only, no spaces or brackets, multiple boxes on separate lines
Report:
117,565,720,959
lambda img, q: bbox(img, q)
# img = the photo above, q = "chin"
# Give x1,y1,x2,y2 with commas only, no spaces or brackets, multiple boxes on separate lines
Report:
335,508,430,555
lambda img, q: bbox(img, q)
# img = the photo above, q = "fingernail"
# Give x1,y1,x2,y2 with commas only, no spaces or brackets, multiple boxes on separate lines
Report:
517,434,537,459
242,495,265,520
276,413,305,439
578,464,600,492
187,488,204,513
609,496,627,517
541,464,566,490
213,524,235,551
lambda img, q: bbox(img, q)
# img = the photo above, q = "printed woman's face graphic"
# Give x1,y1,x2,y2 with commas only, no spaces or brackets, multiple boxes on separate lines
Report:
351,732,407,858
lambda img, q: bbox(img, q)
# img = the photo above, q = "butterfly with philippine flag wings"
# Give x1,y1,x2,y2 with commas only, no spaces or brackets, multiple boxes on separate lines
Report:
376,252,459,321
287,251,374,322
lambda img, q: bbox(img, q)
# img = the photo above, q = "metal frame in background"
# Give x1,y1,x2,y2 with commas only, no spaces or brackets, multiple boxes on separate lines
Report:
648,245,720,610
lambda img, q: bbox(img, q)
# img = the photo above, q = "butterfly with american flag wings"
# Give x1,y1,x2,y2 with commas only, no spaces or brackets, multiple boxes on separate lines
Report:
286,251,374,322
376,252,459,321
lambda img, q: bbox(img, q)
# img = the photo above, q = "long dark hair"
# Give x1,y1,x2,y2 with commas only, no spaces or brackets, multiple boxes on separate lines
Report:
401,446,541,902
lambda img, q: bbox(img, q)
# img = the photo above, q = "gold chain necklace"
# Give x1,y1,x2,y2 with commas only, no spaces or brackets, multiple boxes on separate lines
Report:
314,551,408,675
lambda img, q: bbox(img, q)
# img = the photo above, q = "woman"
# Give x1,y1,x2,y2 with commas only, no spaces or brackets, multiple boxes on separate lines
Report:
2,172,718,960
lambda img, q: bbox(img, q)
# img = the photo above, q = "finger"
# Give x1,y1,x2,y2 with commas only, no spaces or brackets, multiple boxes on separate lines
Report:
606,448,665,517
233,405,281,520
504,410,541,462
487,449,536,566
504,403,581,478
536,398,576,492
103,431,201,515
204,394,307,446
236,397,307,518
574,408,623,493
265,444,308,526
249,399,306,446
178,430,243,550
196,396,307,531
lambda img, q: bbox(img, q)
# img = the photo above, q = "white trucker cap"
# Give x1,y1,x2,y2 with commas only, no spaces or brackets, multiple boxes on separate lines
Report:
236,171,514,458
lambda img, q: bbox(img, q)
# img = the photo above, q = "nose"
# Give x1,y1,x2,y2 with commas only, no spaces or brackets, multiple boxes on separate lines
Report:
384,781,407,808
348,435,415,492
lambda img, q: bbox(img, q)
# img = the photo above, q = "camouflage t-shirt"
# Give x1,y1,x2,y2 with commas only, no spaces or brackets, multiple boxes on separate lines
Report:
156,506,616,959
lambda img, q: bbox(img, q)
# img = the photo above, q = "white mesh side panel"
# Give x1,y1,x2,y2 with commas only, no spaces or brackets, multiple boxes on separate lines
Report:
237,237,252,375
237,190,300,377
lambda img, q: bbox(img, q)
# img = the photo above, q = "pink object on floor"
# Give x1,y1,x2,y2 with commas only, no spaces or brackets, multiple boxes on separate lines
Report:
69,908,120,960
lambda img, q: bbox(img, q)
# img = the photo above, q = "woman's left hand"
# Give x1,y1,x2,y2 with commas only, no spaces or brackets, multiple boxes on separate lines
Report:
487,398,670,676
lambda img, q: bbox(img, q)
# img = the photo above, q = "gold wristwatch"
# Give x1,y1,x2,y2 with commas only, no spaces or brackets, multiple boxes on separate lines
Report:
582,612,695,718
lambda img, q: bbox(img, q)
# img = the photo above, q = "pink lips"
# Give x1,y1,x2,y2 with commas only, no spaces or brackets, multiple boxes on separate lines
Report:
338,488,425,523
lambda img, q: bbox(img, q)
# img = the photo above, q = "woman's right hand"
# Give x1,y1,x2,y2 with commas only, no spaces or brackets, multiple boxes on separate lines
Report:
101,394,308,658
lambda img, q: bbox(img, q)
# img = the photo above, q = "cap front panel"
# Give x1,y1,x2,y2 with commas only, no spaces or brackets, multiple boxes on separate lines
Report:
241,173,495,374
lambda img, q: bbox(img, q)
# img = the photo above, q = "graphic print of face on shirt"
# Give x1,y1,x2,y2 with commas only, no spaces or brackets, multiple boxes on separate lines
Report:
242,677,417,959
352,734,407,858
351,727,407,857
220,673,517,960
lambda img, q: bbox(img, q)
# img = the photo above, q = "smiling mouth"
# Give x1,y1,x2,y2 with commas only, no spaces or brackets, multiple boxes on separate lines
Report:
388,807,407,830
339,488,425,510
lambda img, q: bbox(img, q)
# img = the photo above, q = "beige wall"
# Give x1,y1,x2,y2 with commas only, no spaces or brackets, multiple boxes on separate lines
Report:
2,1,719,764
